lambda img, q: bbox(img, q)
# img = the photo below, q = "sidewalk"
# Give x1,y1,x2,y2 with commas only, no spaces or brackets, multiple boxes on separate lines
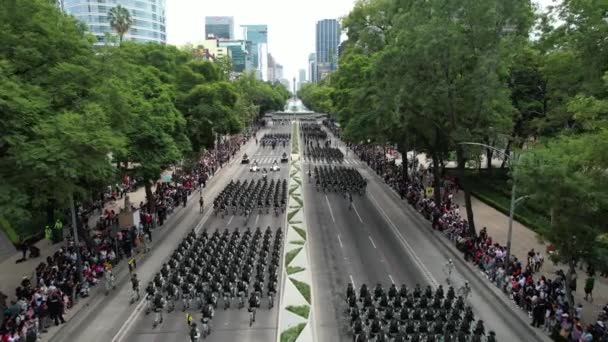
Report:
0,182,152,305
454,191,608,323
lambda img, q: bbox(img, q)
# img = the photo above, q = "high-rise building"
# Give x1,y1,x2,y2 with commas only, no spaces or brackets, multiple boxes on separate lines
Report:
297,69,307,91
218,40,249,73
308,53,317,83
275,64,284,81
315,19,340,81
267,53,276,83
61,0,166,44
205,16,234,39
242,25,268,80
299,69,307,83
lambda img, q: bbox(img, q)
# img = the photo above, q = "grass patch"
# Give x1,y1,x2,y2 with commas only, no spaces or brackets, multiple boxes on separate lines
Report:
280,323,306,342
285,247,302,267
290,240,305,245
449,169,551,233
287,265,305,275
286,305,310,319
292,196,303,207
290,278,311,304
290,220,303,225
287,209,300,222
293,226,307,240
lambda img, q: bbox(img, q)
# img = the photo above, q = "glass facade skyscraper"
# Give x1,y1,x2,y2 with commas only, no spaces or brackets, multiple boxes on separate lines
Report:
61,0,166,44
242,25,268,80
315,19,340,81
205,16,234,39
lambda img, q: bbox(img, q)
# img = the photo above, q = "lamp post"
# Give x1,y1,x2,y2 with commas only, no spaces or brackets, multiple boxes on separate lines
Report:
69,193,84,283
458,142,528,271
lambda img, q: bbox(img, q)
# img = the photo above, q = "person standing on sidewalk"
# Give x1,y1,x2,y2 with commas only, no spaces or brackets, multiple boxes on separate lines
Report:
104,265,116,295
584,274,595,302
48,290,65,326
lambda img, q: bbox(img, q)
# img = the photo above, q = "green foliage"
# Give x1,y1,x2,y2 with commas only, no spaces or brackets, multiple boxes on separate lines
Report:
286,305,310,319
514,131,608,268
0,0,288,239
108,5,133,45
285,247,302,267
290,278,311,304
293,227,307,241
286,265,305,274
280,323,306,342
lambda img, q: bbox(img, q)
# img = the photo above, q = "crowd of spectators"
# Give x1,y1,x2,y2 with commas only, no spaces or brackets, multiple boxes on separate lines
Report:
351,142,608,342
0,134,249,342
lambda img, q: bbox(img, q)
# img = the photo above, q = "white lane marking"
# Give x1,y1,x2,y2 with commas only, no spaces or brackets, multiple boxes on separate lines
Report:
389,274,395,284
114,207,213,342
227,215,234,225
337,234,344,248
369,236,377,249
369,193,439,287
255,214,260,225
352,203,363,223
325,194,336,223
349,275,356,289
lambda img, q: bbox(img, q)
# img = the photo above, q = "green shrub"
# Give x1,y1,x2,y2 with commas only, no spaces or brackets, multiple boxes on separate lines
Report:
285,247,302,267
287,265,305,275
286,305,310,318
280,323,306,342
290,278,311,304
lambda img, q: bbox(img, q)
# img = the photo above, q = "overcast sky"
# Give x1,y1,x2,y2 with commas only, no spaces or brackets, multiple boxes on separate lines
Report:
166,0,556,87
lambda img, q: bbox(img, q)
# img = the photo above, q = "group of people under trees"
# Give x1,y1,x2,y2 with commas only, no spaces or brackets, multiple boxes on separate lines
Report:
141,227,282,340
213,179,287,219
345,282,494,342
0,136,249,342
350,143,607,342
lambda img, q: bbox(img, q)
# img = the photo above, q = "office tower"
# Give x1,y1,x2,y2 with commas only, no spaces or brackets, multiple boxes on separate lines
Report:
308,53,317,83
315,19,340,81
61,0,166,44
268,53,276,82
242,25,268,80
205,16,234,39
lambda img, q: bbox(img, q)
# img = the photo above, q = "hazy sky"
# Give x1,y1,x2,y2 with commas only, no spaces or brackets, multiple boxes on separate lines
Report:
166,0,556,86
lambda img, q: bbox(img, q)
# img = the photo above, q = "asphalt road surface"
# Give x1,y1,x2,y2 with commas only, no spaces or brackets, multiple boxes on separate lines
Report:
49,118,549,342
305,124,550,342
49,122,291,342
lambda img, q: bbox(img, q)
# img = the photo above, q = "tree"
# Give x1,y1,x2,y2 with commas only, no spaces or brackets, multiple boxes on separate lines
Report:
514,130,608,305
108,5,132,45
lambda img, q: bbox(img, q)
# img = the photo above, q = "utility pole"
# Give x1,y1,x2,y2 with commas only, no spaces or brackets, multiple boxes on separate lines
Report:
69,193,83,283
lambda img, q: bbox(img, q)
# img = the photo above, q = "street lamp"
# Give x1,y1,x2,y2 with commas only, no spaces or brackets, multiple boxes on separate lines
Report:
458,142,528,271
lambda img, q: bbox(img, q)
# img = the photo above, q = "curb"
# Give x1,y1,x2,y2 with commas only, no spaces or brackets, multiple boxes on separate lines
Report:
44,146,247,342
352,146,550,342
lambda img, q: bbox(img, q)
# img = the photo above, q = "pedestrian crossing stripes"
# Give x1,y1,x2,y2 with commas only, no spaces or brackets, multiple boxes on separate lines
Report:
250,156,283,165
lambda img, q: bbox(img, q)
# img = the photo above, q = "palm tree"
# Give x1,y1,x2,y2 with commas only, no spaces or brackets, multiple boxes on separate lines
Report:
108,5,132,45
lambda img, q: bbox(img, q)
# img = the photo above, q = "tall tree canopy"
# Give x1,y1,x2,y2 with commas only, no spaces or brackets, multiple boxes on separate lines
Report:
0,0,290,241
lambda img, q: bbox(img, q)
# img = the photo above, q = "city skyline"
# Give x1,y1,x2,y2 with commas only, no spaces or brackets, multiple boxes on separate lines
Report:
165,0,356,88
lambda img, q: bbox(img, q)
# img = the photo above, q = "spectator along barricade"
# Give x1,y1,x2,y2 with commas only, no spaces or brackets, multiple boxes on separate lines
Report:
0,138,248,342
351,143,607,342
